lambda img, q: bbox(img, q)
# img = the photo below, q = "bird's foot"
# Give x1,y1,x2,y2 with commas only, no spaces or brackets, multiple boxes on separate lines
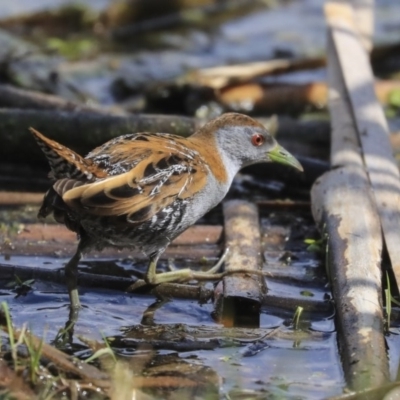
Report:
127,248,229,292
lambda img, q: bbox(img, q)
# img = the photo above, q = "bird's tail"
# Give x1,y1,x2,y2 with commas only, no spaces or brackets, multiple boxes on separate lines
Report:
30,128,106,181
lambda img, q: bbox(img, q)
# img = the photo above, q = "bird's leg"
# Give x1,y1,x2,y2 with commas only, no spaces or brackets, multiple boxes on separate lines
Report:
53,307,79,346
64,238,88,310
64,250,81,309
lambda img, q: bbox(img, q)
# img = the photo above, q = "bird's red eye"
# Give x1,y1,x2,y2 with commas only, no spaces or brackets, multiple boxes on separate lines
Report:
251,134,264,146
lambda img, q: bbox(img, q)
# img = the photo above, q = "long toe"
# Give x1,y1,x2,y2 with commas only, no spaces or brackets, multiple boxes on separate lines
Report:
126,279,149,292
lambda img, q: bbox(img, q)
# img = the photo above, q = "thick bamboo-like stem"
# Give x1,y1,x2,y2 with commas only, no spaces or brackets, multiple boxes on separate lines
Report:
311,1,389,391
214,200,265,328
216,79,400,114
0,84,127,115
0,223,222,259
328,3,400,292
0,109,197,165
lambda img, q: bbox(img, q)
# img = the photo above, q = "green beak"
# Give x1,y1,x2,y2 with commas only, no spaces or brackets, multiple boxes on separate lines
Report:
268,144,303,172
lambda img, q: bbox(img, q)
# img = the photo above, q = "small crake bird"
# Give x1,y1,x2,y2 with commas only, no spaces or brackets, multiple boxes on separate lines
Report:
31,113,302,310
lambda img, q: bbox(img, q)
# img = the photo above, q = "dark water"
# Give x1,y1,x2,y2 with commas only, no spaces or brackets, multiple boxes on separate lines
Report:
0,267,343,398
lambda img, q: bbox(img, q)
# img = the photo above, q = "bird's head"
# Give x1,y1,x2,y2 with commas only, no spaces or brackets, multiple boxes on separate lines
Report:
193,113,303,174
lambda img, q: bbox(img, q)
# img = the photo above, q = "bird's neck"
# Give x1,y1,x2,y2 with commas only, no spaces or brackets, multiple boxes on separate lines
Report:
187,135,239,186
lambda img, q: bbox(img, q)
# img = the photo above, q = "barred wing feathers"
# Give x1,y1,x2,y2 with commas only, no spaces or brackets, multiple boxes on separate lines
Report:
62,148,208,223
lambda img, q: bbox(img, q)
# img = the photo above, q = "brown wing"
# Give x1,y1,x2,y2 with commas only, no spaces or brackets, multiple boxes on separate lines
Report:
86,133,185,175
62,144,208,223
30,128,107,181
